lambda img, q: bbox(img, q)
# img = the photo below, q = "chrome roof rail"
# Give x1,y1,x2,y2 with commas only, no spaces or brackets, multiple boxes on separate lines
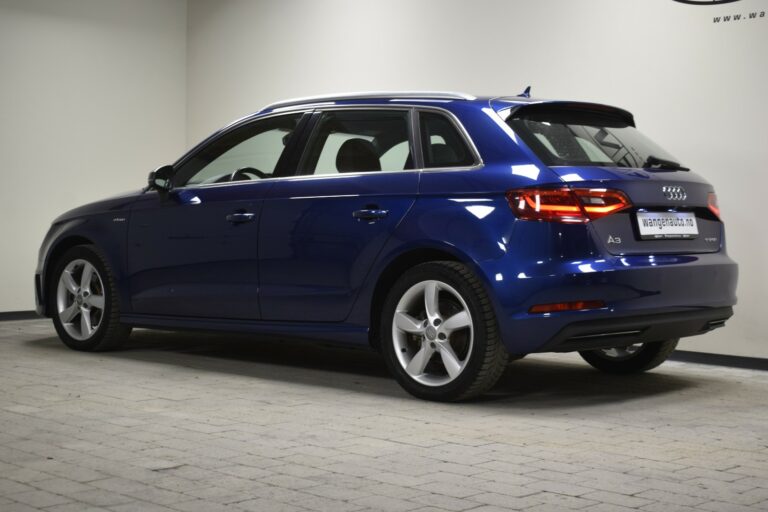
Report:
262,91,477,111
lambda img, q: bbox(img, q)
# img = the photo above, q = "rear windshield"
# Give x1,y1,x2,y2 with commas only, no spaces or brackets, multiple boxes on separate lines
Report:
507,107,681,169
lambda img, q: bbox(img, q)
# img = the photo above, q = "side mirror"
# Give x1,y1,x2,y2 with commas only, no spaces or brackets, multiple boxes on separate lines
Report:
147,165,174,194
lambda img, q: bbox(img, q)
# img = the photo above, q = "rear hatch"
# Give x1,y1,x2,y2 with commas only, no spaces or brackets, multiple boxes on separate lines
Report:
505,102,722,255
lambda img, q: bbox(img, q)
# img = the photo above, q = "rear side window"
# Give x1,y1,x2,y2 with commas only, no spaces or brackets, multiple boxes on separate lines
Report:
420,111,476,169
300,110,414,175
507,106,681,169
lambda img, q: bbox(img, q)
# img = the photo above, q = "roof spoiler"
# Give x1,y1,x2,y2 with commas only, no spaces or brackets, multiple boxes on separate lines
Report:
509,101,636,127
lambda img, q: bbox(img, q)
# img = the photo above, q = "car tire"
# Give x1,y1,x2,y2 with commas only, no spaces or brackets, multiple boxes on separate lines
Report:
579,339,679,374
50,245,131,351
381,261,508,401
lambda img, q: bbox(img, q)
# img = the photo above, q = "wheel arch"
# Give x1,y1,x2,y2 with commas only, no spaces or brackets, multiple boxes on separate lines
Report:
366,244,494,349
41,235,95,315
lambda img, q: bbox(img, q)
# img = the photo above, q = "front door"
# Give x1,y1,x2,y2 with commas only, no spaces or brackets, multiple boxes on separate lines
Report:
127,112,305,319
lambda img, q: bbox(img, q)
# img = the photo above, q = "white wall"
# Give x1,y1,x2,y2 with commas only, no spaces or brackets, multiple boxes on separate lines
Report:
0,0,187,311
2,0,765,358
187,0,767,358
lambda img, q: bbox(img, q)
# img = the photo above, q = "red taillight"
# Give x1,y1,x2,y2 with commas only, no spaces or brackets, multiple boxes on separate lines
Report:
529,300,606,314
708,192,721,219
506,188,584,223
506,187,631,223
573,189,632,219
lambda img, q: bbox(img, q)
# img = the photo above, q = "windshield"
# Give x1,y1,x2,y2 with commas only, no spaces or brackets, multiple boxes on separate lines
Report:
507,107,681,169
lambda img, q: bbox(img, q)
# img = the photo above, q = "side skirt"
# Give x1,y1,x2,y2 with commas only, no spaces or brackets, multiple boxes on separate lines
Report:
120,314,370,346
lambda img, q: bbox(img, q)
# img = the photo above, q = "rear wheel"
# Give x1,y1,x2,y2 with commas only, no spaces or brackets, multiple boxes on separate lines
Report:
381,261,508,401
579,339,679,374
51,246,130,351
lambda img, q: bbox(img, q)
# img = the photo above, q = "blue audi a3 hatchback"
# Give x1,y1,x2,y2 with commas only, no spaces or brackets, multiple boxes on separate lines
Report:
36,92,738,400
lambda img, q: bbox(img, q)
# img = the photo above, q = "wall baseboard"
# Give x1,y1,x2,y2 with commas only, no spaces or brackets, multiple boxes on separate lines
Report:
0,310,41,321
671,350,768,372
0,312,765,371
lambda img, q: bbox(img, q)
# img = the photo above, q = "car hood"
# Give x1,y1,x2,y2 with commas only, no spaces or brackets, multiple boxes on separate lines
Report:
53,189,143,224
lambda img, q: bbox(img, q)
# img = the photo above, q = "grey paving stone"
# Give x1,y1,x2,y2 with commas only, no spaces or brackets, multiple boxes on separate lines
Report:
351,494,420,512
8,488,72,508
31,477,94,495
0,320,766,512
46,504,111,512
409,493,479,511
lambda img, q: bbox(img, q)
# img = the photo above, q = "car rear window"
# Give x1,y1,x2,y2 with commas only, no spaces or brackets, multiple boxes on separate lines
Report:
507,105,681,169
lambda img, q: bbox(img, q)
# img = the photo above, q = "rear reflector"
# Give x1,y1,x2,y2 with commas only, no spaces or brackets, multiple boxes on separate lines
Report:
506,187,631,223
529,300,606,314
707,192,721,219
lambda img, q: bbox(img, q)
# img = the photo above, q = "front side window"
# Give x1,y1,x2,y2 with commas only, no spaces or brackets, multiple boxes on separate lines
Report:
175,113,302,187
300,110,413,175
420,111,476,169
507,107,681,169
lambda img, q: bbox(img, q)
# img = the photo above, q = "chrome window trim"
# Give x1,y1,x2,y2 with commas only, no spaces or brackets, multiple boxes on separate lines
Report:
170,164,485,193
170,104,483,193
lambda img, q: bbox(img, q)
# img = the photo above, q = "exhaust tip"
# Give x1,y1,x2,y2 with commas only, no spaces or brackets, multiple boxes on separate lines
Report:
706,319,727,330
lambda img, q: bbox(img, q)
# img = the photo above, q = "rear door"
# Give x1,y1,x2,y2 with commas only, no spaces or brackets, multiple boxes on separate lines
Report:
258,108,419,322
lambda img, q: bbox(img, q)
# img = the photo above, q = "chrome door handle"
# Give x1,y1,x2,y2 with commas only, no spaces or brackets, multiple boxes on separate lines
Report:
226,212,255,223
352,209,389,221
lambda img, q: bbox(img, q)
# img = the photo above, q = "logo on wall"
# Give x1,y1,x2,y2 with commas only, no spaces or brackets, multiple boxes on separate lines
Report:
673,0,765,24
672,0,741,4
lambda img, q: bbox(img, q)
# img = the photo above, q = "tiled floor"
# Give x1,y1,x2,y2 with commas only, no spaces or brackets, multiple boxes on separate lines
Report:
0,319,766,512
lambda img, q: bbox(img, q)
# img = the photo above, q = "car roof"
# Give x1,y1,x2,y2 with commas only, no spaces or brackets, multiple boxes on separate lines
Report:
182,92,635,168
230,92,633,130
263,91,479,110
257,91,548,114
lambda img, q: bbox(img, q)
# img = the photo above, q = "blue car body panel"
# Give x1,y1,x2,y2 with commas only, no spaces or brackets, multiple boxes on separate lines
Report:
259,172,419,322
35,192,136,315
127,183,270,319
36,94,738,354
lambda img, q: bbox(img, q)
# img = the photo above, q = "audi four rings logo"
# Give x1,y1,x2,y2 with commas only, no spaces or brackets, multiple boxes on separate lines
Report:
663,186,687,201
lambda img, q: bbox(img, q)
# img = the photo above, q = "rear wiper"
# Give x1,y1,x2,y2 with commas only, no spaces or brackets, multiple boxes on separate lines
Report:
643,155,689,171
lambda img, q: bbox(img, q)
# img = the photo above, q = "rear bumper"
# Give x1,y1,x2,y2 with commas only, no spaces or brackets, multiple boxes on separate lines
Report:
536,306,733,353
485,252,738,354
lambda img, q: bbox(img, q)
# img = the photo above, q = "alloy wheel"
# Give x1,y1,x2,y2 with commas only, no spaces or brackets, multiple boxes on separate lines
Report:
391,280,474,386
56,259,105,341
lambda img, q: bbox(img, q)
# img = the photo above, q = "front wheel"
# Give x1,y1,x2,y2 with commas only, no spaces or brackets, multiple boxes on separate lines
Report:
381,261,508,401
579,339,679,374
50,245,131,351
